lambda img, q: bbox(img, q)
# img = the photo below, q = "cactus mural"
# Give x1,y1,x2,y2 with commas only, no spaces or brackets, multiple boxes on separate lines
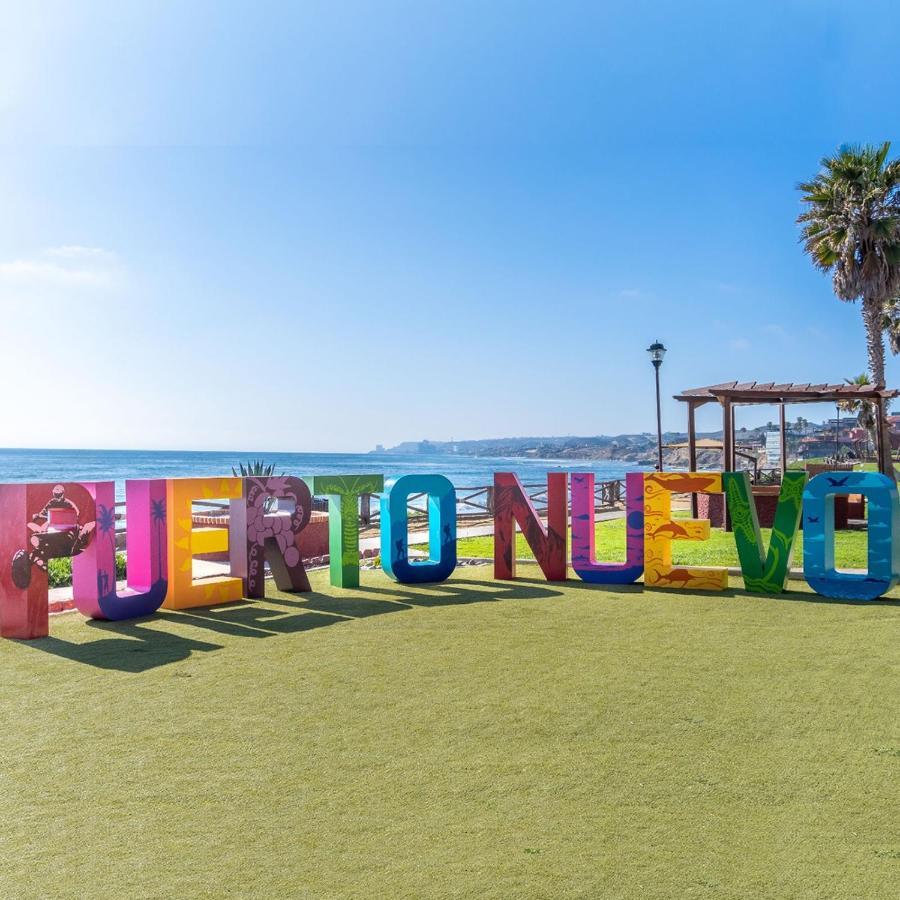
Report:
723,471,805,593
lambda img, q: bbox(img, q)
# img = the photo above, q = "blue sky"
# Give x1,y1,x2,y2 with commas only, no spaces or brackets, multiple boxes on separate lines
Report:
1,1,900,451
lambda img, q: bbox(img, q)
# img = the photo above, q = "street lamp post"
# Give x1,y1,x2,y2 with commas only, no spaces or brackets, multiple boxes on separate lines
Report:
647,340,667,471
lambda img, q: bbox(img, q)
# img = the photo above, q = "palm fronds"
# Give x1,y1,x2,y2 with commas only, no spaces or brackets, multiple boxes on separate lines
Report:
838,375,877,442
797,142,900,304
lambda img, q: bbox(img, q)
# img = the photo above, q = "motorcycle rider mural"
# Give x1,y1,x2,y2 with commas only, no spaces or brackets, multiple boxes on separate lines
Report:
11,484,96,590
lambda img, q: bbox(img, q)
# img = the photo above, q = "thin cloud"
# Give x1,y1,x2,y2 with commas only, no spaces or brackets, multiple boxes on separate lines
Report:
0,246,119,289
807,325,827,341
44,245,116,262
729,337,751,351
763,323,788,343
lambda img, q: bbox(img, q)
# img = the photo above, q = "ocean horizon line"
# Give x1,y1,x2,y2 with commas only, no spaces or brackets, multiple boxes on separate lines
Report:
0,448,644,502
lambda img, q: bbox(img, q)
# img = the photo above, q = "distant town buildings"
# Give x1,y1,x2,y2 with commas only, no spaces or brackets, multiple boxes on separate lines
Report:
375,415,900,466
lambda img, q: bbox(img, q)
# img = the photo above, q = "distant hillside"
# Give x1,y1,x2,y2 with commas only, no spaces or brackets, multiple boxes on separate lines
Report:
377,420,833,468
378,432,725,467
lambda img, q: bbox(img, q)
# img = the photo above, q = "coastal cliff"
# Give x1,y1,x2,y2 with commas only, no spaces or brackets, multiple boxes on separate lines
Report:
378,434,728,468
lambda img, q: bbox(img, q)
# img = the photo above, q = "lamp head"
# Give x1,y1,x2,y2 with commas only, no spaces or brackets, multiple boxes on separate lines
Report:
647,340,667,368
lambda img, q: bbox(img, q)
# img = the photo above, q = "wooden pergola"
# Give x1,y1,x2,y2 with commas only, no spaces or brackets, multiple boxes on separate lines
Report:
674,381,900,478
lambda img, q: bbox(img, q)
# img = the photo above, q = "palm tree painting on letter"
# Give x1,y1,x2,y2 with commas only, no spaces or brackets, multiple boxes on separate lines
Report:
798,142,900,479
151,498,166,585
96,503,117,597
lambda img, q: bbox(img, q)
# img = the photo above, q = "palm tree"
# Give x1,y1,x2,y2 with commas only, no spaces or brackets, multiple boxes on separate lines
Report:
839,374,877,458
798,142,900,477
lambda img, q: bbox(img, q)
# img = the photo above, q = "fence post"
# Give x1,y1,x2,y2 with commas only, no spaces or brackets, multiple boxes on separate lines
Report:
486,486,494,516
360,493,371,526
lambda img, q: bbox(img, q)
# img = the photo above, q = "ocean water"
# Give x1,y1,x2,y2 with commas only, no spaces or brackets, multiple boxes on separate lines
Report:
0,448,643,501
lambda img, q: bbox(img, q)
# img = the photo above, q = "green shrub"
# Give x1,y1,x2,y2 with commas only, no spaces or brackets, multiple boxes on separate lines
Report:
48,553,127,589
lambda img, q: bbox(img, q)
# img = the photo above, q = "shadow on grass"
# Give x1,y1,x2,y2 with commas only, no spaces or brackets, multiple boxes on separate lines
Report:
21,567,900,673
21,575,564,673
20,618,223,673
592,580,900,607
725,588,900,608
169,579,563,644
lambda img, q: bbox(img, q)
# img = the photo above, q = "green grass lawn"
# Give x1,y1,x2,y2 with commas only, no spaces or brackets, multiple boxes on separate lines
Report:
1,568,898,898
445,516,871,569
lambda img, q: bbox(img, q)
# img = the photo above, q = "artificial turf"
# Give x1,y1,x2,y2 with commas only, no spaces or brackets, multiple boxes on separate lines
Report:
1,567,898,898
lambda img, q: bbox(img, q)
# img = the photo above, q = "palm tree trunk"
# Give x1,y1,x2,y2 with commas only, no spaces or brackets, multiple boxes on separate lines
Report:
863,297,887,386
863,297,896,481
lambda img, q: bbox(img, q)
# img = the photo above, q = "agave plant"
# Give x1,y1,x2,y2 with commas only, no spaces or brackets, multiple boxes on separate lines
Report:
231,459,284,478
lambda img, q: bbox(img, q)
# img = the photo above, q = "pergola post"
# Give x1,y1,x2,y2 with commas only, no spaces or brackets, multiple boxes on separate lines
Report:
722,399,733,472
687,401,698,517
779,402,787,478
874,396,893,479
725,401,735,531
731,404,737,471
874,396,883,471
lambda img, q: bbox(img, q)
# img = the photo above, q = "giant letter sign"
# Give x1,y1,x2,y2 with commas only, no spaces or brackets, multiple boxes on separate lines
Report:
494,472,567,581
229,476,313,598
381,474,456,584
72,479,168,620
723,470,806,593
0,482,96,639
571,471,644,584
163,477,243,609
643,472,727,591
803,471,900,600
308,474,384,588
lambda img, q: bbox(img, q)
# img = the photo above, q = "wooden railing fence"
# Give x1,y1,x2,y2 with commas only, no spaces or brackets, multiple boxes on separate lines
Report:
109,478,627,540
